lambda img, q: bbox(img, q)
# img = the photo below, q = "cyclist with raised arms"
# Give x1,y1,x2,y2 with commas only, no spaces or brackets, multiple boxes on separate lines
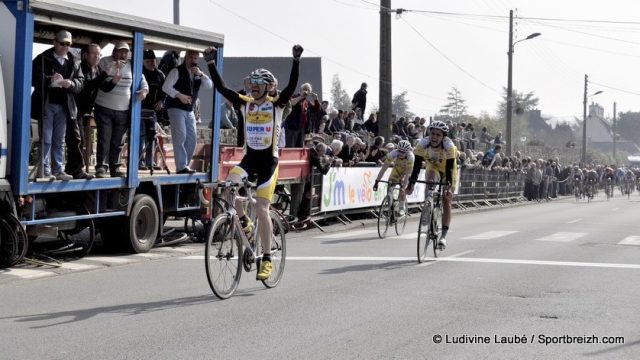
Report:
408,121,458,250
373,140,415,217
204,44,303,280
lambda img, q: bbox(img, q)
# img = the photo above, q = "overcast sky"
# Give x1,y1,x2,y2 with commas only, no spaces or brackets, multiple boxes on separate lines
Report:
70,0,640,123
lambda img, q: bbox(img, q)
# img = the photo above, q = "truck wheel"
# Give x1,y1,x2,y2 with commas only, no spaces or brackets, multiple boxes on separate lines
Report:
126,194,159,253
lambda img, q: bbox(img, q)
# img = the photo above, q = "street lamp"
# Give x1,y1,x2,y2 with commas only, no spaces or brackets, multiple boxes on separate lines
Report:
581,83,603,165
506,10,540,157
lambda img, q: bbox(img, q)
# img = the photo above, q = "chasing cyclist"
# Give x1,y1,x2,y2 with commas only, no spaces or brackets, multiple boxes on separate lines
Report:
204,44,303,280
584,165,598,197
571,165,584,198
373,140,415,217
408,121,458,250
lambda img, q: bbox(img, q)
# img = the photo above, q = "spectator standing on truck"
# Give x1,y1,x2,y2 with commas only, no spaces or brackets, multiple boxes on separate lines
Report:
31,30,85,181
162,50,212,174
139,49,166,170
94,41,148,178
74,43,106,178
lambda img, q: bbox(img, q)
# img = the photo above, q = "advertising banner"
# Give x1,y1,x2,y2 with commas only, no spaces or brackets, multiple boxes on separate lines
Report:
320,167,428,212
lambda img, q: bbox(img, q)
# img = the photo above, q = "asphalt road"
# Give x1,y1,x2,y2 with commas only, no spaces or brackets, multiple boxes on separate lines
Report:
1,193,639,359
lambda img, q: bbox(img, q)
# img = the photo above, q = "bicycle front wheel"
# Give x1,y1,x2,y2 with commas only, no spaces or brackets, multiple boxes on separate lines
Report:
417,206,432,263
260,210,287,288
205,214,242,300
377,196,392,239
431,204,443,258
395,201,408,236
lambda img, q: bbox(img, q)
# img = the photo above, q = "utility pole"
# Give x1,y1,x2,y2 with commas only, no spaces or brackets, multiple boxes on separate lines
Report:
506,9,514,157
173,0,180,25
582,74,588,165
613,101,617,162
379,0,392,142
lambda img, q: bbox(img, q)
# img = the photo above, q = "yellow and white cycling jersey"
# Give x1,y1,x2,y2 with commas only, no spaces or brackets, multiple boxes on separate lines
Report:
414,136,458,173
239,94,283,158
383,149,415,182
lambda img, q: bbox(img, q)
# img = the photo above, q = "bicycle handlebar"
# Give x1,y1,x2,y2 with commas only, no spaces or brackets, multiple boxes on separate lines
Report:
414,180,448,186
196,178,258,207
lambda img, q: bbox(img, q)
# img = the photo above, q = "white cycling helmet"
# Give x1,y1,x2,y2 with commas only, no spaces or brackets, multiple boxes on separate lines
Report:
397,140,412,153
249,68,276,85
428,120,449,136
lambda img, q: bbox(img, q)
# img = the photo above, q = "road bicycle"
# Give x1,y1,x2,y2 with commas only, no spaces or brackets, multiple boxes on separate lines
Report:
201,179,286,300
604,178,613,200
415,180,447,263
573,180,582,202
584,181,595,203
376,180,408,239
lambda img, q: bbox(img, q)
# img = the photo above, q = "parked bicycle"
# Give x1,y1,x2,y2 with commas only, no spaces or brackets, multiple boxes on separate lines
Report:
376,180,408,238
415,180,447,263
201,179,286,300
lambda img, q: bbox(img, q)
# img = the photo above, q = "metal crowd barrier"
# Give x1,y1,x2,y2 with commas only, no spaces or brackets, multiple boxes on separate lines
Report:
307,167,526,231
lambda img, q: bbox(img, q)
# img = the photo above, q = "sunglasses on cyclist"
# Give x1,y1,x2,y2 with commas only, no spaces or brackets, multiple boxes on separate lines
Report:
249,78,268,85
57,41,71,47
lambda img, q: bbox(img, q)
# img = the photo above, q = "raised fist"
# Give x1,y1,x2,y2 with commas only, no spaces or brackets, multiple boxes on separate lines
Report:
292,44,304,60
203,47,217,63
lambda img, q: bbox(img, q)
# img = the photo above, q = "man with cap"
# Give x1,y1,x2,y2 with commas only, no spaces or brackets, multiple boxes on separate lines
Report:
94,41,148,178
31,29,85,181
162,50,212,174
139,49,166,171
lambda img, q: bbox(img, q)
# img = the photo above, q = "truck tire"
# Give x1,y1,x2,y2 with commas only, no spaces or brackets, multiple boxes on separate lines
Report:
126,194,159,253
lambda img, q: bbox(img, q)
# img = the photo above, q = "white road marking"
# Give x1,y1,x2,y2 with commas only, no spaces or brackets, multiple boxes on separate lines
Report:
0,268,56,279
57,262,100,271
536,232,588,242
393,232,419,240
461,231,519,240
567,218,582,224
618,236,640,246
182,254,640,269
131,253,168,259
82,256,135,264
315,229,377,239
439,257,640,270
416,250,476,267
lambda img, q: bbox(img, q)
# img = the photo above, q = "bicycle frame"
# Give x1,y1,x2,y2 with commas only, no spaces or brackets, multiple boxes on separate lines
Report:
416,179,447,262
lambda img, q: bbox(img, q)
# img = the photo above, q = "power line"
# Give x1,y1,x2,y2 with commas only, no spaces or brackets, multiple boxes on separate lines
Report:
590,81,640,97
399,17,501,94
206,0,446,104
521,19,640,45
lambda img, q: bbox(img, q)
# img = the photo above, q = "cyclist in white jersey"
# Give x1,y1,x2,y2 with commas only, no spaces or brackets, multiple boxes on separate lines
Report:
204,45,303,280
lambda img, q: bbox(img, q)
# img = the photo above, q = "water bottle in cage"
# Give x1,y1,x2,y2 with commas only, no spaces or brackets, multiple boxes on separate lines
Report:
392,186,399,201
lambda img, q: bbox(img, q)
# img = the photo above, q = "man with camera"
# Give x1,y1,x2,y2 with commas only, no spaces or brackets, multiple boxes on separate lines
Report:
283,82,320,148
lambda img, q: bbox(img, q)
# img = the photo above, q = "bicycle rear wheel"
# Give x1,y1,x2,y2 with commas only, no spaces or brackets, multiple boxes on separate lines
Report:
377,196,392,239
395,201,408,235
260,210,287,288
417,205,432,263
205,214,242,300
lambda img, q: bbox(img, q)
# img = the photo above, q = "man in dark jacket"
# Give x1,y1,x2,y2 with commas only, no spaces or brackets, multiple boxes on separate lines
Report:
284,82,319,147
73,43,105,179
162,50,212,174
139,49,166,170
351,82,367,114
31,30,85,181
